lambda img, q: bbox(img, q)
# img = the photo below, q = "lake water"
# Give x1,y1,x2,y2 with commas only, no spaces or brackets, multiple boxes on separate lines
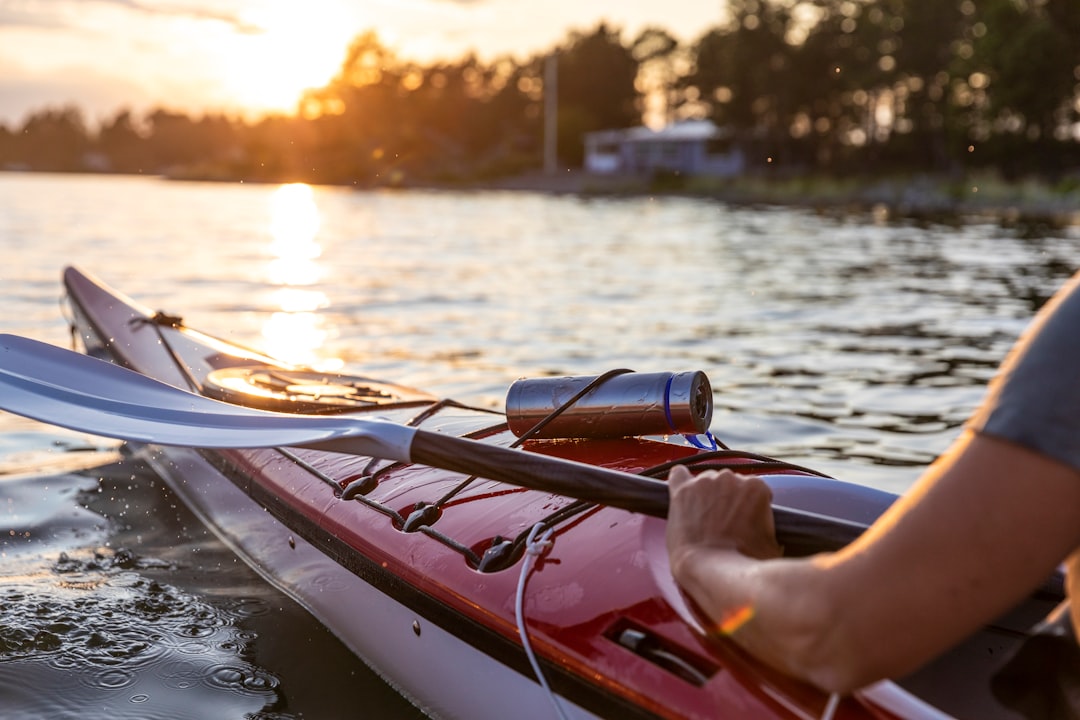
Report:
0,172,1077,718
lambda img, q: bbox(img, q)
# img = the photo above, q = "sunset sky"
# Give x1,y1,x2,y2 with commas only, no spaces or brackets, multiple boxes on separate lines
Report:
0,0,724,126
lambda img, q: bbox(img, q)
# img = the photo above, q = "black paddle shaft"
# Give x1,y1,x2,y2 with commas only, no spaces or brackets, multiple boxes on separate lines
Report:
409,431,866,553
410,431,670,515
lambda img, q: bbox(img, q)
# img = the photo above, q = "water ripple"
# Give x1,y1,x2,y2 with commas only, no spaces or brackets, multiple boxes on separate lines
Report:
2,176,1077,717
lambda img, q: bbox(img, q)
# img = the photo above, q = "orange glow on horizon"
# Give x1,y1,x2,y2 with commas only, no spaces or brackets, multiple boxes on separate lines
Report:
0,0,724,125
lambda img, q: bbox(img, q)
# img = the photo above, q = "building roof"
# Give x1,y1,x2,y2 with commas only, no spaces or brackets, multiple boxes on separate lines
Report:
586,120,728,145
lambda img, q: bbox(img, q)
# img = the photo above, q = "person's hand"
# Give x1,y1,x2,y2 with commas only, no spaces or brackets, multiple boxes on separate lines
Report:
666,466,782,573
1064,550,1080,637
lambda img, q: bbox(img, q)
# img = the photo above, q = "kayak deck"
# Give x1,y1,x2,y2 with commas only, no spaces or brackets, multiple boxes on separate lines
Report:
60,266,1062,720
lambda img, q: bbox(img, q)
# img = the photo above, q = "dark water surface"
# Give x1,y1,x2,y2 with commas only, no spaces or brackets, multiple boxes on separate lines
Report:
1,447,424,720
1,172,1078,717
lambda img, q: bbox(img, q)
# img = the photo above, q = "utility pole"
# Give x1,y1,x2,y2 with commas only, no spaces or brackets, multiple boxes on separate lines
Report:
543,52,557,175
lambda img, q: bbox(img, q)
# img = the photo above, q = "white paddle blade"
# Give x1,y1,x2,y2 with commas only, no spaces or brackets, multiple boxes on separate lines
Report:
0,336,870,541
0,334,416,461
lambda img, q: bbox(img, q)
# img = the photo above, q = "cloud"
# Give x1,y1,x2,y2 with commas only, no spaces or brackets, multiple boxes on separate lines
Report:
0,2,69,28
105,0,265,34
0,60,148,127
0,0,263,34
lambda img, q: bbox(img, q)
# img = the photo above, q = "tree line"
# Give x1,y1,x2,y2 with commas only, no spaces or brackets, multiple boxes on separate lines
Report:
1,0,1078,186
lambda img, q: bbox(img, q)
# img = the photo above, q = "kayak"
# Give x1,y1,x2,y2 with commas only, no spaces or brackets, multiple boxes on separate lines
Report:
6,266,1064,718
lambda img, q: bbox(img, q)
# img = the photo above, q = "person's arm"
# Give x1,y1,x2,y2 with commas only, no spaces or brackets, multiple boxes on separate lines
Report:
666,430,1080,693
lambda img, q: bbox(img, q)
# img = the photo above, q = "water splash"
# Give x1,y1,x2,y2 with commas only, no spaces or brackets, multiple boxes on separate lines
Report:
0,452,423,719
0,493,282,718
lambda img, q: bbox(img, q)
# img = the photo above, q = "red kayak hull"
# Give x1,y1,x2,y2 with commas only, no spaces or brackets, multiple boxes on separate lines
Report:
62,266,1052,720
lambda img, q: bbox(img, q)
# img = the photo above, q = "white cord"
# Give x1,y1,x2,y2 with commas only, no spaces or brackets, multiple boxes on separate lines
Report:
516,523,571,720
820,692,841,720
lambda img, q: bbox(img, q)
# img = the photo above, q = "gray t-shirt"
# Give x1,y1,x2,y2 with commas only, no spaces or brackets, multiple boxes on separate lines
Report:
968,273,1080,473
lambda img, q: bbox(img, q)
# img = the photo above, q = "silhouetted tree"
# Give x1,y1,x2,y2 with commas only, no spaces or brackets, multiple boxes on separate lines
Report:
969,0,1080,176
554,24,641,165
631,27,683,124
684,0,809,167
15,106,90,171
96,109,148,173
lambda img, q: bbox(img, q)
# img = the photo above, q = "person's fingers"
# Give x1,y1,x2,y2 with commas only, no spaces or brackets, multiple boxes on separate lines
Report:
667,464,693,491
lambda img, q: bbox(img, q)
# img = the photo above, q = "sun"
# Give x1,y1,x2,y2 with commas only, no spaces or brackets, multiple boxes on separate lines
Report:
219,3,353,116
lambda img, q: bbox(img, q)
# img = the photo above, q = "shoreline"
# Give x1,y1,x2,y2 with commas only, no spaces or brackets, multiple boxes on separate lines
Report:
470,170,1080,228
6,166,1079,227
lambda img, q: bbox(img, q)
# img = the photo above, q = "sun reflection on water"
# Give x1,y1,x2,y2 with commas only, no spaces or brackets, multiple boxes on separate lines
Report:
267,183,322,285
262,184,340,368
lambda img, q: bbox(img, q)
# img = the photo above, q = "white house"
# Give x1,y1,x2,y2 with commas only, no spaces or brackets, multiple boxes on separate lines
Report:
584,120,745,178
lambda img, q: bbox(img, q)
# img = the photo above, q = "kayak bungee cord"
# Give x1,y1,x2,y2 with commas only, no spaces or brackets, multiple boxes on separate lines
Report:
516,523,571,720
62,312,497,564
79,314,608,569
59,299,629,590
353,397,502,482
412,370,636,520
130,312,206,393
641,451,831,480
